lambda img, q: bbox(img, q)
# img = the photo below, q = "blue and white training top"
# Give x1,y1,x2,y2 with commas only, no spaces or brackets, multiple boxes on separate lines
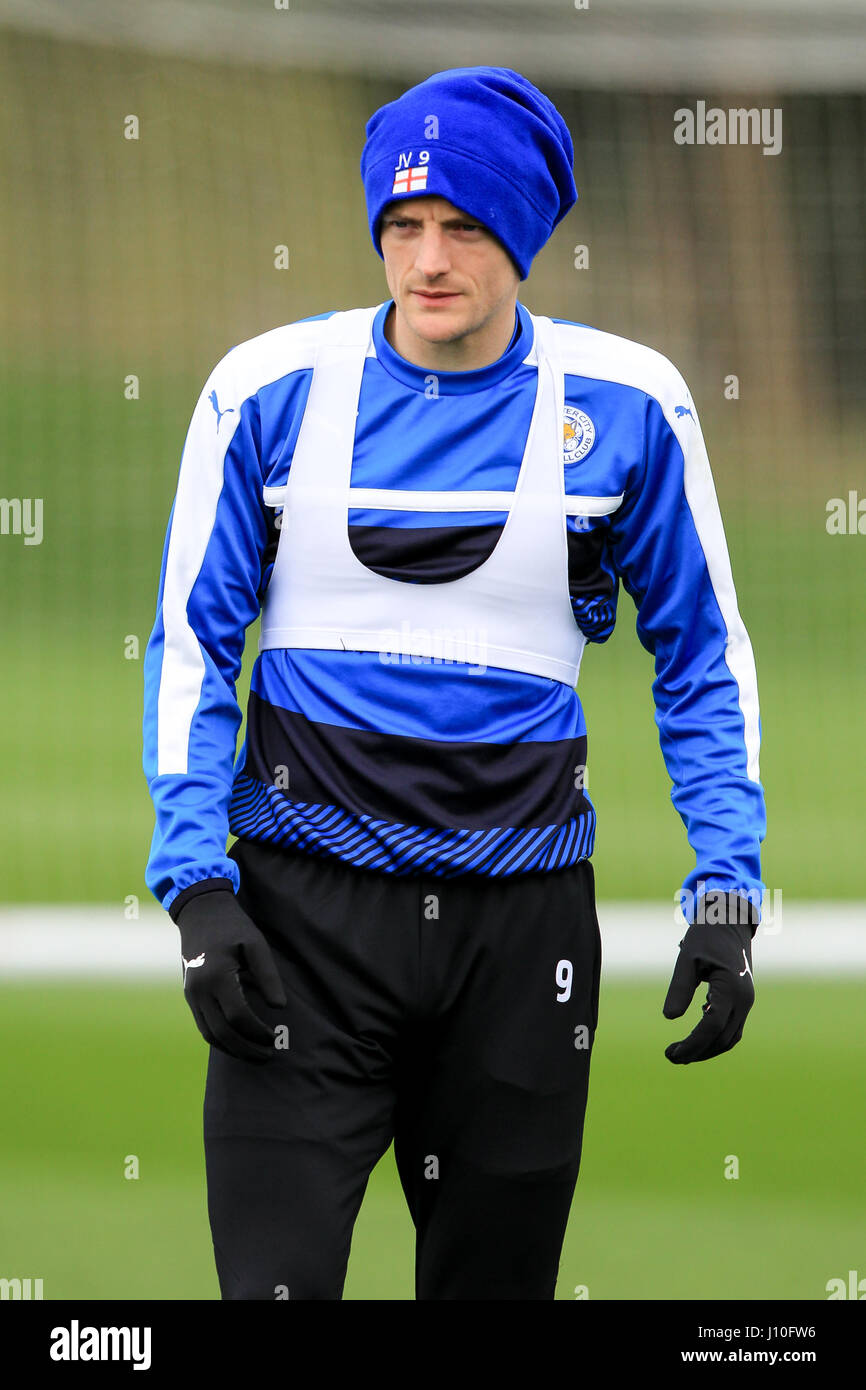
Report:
142,299,766,918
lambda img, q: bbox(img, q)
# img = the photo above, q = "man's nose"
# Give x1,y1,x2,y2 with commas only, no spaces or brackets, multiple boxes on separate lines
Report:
414,225,451,277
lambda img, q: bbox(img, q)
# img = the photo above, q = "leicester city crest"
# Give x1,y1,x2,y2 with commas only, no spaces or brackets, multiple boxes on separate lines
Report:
563,406,596,463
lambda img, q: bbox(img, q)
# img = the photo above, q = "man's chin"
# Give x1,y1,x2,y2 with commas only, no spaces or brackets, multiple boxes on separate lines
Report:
402,299,473,343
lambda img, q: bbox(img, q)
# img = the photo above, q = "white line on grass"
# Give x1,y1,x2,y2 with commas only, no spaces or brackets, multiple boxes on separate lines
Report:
0,904,864,978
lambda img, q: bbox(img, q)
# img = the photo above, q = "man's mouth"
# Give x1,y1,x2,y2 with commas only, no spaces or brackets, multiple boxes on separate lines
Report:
412,290,460,302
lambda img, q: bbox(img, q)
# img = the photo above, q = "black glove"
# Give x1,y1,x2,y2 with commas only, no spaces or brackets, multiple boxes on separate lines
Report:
174,887,287,1064
663,893,756,1064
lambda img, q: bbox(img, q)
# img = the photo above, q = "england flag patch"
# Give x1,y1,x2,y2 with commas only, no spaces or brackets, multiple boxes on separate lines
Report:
392,164,429,195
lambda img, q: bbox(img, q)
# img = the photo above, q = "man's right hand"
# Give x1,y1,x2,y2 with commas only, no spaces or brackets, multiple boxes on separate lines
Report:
175,889,287,1063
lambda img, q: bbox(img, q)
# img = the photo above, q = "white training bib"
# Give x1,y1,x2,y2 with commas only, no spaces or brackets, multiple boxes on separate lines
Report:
259,304,586,687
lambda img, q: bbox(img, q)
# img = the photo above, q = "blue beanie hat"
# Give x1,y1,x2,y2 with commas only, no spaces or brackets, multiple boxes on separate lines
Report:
360,66,577,282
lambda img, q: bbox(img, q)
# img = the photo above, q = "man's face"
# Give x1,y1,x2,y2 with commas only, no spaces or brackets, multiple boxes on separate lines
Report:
379,195,520,348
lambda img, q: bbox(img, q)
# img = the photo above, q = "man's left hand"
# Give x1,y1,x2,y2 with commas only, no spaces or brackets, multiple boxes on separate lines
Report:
663,895,757,1064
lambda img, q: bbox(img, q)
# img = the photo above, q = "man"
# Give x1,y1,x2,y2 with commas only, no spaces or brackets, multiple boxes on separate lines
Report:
143,66,766,1301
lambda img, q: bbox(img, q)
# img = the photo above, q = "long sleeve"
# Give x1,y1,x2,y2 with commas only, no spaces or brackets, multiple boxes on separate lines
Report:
607,377,766,919
142,350,268,914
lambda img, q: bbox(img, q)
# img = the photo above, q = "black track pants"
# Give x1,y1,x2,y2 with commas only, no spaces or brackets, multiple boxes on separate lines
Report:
203,836,602,1301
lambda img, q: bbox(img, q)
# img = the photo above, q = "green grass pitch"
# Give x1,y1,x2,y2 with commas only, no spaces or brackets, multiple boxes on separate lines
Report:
1,977,862,1301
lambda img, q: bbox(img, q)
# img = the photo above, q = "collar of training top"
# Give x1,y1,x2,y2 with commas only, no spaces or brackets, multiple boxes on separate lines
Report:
370,299,533,396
